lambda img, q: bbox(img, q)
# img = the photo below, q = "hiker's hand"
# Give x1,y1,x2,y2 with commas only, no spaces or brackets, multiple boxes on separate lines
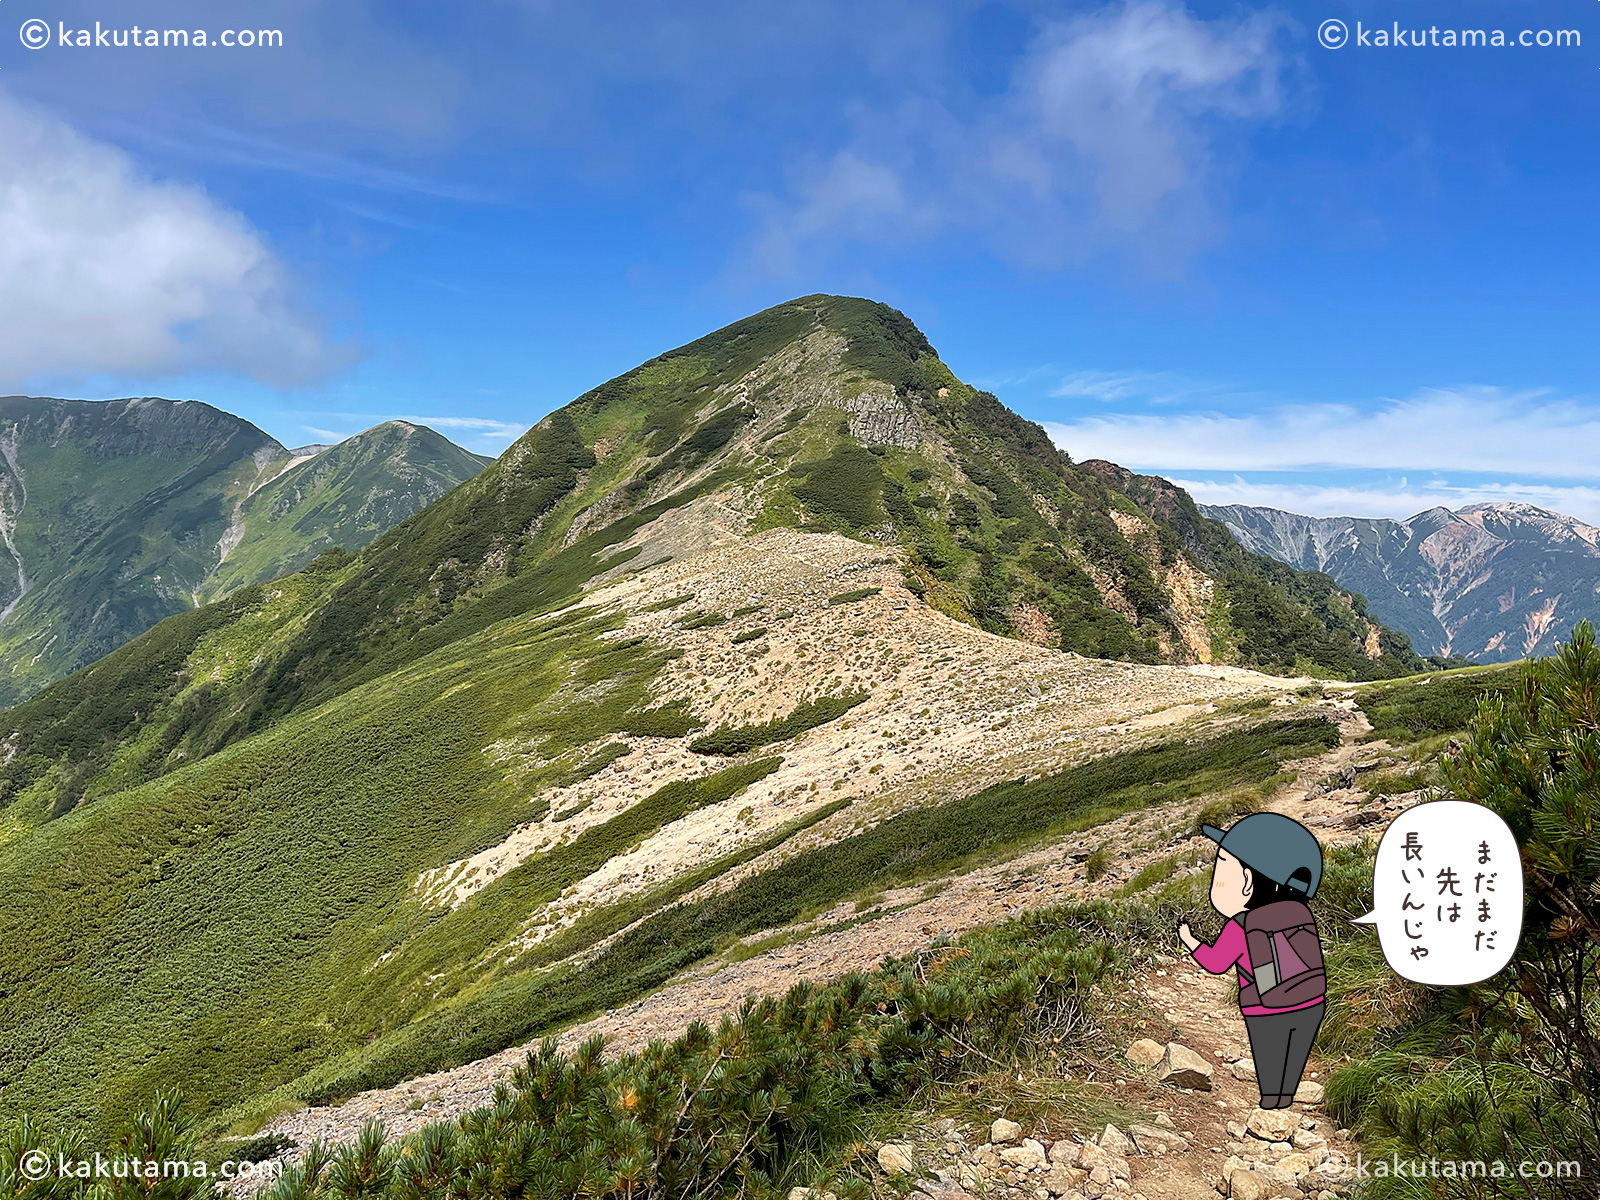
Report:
1177,921,1199,952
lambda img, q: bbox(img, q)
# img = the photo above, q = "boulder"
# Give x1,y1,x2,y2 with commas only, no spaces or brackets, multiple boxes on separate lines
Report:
1278,1154,1314,1178
1229,1169,1297,1200
1047,1164,1089,1190
992,1118,1024,1144
1260,1164,1299,1196
1044,1165,1086,1197
1126,1038,1166,1067
1100,1126,1136,1158
1159,1042,1215,1091
1127,1124,1187,1155
1294,1081,1325,1104
1231,1058,1257,1082
1291,1131,1327,1152
1002,1143,1048,1169
1245,1109,1300,1143
879,1143,918,1176
1153,1113,1177,1130
1076,1143,1130,1182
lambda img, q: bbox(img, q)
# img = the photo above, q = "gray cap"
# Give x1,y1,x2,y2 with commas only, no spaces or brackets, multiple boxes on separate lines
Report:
1201,812,1323,898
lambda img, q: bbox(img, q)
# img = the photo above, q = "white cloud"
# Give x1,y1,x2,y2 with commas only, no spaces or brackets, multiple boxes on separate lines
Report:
1174,476,1600,528
0,89,343,390
751,0,1292,273
1046,387,1600,479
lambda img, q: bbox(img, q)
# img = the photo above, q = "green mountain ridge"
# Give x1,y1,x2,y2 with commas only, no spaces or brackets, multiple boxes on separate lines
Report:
0,399,487,706
0,296,1437,1137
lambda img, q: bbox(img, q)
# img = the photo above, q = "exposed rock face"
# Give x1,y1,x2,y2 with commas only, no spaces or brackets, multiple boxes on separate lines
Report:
1204,500,1600,662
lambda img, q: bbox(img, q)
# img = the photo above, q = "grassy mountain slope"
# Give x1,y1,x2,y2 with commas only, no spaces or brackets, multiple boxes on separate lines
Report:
0,296,1427,1135
198,421,492,603
0,400,486,706
3,300,1425,792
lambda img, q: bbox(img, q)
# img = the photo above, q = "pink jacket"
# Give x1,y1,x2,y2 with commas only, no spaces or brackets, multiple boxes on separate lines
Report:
1191,919,1325,1016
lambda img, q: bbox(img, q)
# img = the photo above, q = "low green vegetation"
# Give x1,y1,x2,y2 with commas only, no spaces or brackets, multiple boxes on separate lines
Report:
688,692,870,756
827,587,881,605
1353,665,1521,743
1083,844,1113,882
1320,625,1600,1197
679,611,729,630
0,597,726,1133
731,626,768,644
4,896,1148,1200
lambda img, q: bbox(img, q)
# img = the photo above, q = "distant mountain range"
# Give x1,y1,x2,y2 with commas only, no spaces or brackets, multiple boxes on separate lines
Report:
1200,501,1600,662
0,397,489,706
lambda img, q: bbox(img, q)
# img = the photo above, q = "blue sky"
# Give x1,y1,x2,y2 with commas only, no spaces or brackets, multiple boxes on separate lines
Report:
2,0,1597,520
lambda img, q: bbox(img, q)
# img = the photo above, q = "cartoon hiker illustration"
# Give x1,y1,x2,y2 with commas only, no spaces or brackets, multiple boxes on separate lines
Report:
1177,812,1326,1110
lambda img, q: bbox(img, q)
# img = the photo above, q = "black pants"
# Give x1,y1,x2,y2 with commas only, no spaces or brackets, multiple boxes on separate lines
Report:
1244,1001,1325,1100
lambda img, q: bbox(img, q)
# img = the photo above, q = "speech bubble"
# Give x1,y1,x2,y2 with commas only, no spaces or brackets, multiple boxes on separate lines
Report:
1353,799,1523,985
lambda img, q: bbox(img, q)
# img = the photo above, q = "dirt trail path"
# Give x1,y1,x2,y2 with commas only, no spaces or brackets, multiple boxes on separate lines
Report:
877,953,1358,1200
260,697,1410,1169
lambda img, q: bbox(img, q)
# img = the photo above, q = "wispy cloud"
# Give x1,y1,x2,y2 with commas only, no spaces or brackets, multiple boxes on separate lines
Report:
1049,368,1257,406
1047,387,1600,479
132,122,503,203
749,0,1296,275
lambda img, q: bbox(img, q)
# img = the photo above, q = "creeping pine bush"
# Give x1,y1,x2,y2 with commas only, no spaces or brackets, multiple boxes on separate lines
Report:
1326,622,1600,1198
3,911,1116,1200
689,692,868,756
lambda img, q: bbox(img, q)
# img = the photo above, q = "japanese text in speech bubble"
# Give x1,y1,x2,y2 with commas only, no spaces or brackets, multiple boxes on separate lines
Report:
1353,799,1522,985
